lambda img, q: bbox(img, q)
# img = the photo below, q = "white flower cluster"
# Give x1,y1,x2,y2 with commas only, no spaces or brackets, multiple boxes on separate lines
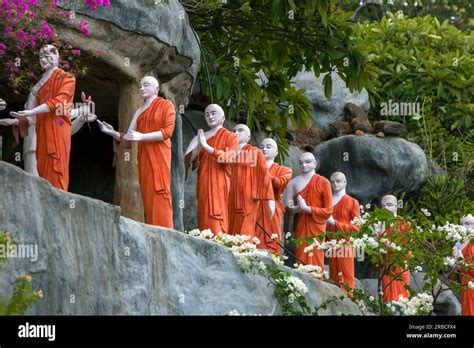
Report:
213,232,251,247
187,228,214,239
228,309,241,316
270,253,286,266
230,243,269,272
277,275,309,304
379,237,402,252
387,293,434,316
420,208,431,217
294,264,329,280
443,256,456,267
436,223,470,243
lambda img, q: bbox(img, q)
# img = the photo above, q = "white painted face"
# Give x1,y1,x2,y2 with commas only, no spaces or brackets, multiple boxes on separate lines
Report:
204,104,225,128
299,152,317,174
259,138,278,160
39,45,59,71
460,214,474,231
381,195,398,215
139,76,159,98
233,124,251,145
330,172,347,192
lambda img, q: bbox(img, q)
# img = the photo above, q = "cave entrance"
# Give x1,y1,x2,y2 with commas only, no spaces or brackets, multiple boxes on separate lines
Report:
68,71,120,203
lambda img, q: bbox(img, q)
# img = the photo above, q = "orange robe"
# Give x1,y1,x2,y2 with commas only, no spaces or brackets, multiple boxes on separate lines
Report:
294,174,333,268
255,163,292,254
381,221,411,302
196,127,239,235
35,68,75,191
327,194,360,293
460,241,474,316
228,144,274,238
136,97,175,228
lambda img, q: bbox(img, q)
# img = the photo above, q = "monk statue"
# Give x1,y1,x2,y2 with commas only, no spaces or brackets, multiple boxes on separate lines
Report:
0,98,6,111
374,194,411,302
459,214,474,315
2,44,76,190
326,172,360,294
184,104,239,235
97,76,175,228
255,138,292,254
227,124,275,238
284,152,333,268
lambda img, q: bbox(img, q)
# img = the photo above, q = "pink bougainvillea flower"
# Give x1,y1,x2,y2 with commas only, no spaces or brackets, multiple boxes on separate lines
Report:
72,49,81,56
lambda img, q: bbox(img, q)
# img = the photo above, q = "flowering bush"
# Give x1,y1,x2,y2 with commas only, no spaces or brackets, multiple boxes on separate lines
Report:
0,0,110,94
0,231,42,315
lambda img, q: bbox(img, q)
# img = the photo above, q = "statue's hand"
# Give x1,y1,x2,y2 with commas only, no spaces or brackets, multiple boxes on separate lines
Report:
198,129,208,147
124,130,144,141
10,110,32,118
297,195,310,213
327,215,335,225
97,120,116,136
0,118,19,126
81,91,93,105
370,221,386,236
268,200,275,221
80,113,97,123
0,98,7,111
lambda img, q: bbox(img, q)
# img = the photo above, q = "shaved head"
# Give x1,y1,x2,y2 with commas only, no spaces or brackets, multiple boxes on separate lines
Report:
205,104,224,117
381,194,398,215
234,124,251,145
261,138,277,149
260,138,278,160
299,152,317,174
330,172,346,182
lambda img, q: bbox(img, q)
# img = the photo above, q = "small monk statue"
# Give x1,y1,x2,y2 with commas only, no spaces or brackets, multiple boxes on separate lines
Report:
458,214,474,316
375,194,411,302
98,76,175,228
255,138,292,254
5,45,76,190
326,172,360,294
184,104,239,235
284,152,333,268
227,124,275,238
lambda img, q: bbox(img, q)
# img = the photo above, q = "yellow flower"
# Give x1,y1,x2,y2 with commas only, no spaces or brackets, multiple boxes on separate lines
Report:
24,275,32,282
36,290,43,298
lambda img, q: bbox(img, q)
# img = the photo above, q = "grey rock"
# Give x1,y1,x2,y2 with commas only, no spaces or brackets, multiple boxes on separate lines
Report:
374,120,404,136
314,135,429,204
0,162,361,315
292,70,370,136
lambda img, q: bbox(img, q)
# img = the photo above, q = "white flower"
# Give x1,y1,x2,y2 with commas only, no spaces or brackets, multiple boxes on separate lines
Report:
421,208,431,217
228,309,240,316
308,252,314,257
253,237,260,245
388,293,433,316
414,266,423,273
256,261,266,271
369,296,375,302
468,281,474,290
270,233,278,240
444,256,455,267
365,203,371,210
287,276,309,294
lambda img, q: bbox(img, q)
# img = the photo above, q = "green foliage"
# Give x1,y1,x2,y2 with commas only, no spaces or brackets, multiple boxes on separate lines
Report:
186,0,373,159
418,175,473,224
352,13,474,189
0,276,41,315
0,231,42,315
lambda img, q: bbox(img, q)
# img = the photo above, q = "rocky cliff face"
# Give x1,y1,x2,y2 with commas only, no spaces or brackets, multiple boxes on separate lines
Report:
0,162,360,315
